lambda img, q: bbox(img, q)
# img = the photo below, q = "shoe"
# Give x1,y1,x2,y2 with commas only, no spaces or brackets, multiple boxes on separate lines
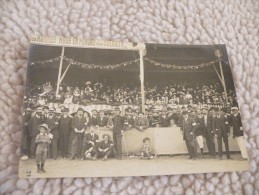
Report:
103,156,108,161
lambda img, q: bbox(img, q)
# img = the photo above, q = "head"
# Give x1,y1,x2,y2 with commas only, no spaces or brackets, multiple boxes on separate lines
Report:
99,110,105,117
39,124,48,134
170,119,175,126
232,108,238,115
143,137,150,145
197,109,201,115
90,126,96,133
114,108,120,115
182,111,188,120
103,134,110,142
138,112,144,119
92,110,98,116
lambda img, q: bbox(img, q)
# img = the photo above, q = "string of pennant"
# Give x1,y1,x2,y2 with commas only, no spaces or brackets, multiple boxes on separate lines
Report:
30,56,229,70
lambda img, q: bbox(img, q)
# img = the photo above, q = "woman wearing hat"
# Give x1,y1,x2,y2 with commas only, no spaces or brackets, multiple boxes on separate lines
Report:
35,124,51,173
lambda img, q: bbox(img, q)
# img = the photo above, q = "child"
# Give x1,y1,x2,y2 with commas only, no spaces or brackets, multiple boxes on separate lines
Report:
141,137,154,159
35,124,51,173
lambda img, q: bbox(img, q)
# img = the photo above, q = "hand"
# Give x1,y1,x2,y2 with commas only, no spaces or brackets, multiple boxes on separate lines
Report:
89,141,94,145
74,128,78,133
215,129,218,131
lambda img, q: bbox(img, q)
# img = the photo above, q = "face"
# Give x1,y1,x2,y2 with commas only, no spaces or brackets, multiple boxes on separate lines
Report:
233,110,238,115
78,111,83,117
39,127,46,134
90,127,95,133
92,111,97,115
197,110,201,115
170,120,175,125
104,135,109,142
183,114,188,120
139,113,143,118
48,112,54,117
100,111,105,117
115,110,120,115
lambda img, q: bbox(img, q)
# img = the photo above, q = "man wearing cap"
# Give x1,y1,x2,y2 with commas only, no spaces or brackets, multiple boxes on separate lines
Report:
35,124,51,173
70,107,87,159
181,111,197,160
214,108,231,160
111,107,124,159
97,134,114,160
229,107,248,159
45,108,59,159
28,107,44,158
58,108,72,158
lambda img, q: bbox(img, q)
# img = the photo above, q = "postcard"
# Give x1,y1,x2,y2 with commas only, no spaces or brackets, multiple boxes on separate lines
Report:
19,36,249,178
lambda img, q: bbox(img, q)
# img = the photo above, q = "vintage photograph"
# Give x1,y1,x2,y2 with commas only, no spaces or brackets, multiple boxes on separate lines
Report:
19,37,249,178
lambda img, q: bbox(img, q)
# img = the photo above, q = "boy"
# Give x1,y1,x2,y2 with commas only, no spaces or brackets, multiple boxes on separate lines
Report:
141,137,153,159
35,124,51,173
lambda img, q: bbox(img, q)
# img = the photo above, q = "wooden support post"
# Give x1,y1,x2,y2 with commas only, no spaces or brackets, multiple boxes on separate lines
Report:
56,46,65,96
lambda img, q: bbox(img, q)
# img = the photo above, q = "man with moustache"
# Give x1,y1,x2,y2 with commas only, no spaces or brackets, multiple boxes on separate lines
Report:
134,112,149,131
70,107,87,160
97,110,108,128
58,108,72,158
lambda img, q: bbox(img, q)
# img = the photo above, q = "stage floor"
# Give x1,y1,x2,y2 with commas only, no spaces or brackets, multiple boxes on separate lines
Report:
19,154,249,178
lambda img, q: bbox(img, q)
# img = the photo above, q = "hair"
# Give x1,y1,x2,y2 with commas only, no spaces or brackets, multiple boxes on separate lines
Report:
143,137,150,143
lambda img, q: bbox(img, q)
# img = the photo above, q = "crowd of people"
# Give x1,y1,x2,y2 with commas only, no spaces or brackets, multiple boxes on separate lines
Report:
24,80,239,108
21,102,247,173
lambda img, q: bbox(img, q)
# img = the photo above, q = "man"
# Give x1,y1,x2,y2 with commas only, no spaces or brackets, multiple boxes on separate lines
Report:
58,108,72,158
98,134,114,160
28,107,43,158
123,113,135,130
81,126,99,160
203,107,216,158
214,108,230,160
90,110,99,126
134,112,149,131
97,110,108,128
70,107,87,159
159,110,170,127
111,107,124,159
229,107,248,159
195,109,205,156
45,108,59,159
180,111,197,160
21,108,32,160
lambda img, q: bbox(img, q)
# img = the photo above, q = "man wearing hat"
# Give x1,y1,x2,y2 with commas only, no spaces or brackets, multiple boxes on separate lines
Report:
97,134,114,160
90,109,99,126
97,110,108,128
58,108,72,158
45,108,59,159
214,108,231,160
180,111,197,160
35,124,51,173
111,107,124,159
70,107,87,160
229,107,248,159
21,108,32,160
28,107,44,158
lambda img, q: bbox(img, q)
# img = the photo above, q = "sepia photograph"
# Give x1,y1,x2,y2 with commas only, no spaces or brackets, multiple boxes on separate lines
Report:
19,36,249,178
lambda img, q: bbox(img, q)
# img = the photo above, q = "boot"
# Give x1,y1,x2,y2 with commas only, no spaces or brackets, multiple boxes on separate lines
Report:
37,164,41,173
41,164,46,173
200,148,204,157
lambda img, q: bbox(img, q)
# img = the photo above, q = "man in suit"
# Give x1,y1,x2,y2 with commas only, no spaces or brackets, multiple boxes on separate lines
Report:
229,107,248,159
97,134,114,160
90,109,99,126
134,112,149,131
70,107,87,160
203,107,216,158
21,108,32,159
181,111,197,160
81,126,99,160
159,110,170,127
214,108,231,160
111,107,124,159
45,108,59,159
195,109,205,156
28,107,43,158
97,110,108,128
123,113,135,130
58,108,72,158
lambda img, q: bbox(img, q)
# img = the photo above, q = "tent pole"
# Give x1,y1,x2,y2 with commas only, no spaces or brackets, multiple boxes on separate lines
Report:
56,46,65,96
218,60,228,105
139,49,145,113
60,62,72,84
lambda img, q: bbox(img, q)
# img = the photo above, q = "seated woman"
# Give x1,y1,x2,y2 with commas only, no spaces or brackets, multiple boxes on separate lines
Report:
97,134,114,160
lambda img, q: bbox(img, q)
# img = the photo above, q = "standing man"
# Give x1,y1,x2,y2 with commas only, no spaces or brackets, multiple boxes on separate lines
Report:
134,112,149,131
111,107,124,160
58,108,72,158
159,110,170,127
90,110,99,126
195,109,205,156
70,107,87,159
229,107,248,159
97,110,108,128
214,108,231,160
28,107,43,158
203,107,216,158
45,108,59,159
181,111,197,160
21,108,32,160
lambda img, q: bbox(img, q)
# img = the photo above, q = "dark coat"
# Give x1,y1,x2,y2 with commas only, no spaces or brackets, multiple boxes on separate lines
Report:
59,115,72,137
90,116,99,126
46,116,59,138
98,140,113,150
71,115,87,131
97,116,108,127
134,117,149,130
28,115,43,137
83,133,99,149
195,116,206,136
230,114,243,137
159,115,170,127
112,115,124,134
181,117,196,141
213,115,229,137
